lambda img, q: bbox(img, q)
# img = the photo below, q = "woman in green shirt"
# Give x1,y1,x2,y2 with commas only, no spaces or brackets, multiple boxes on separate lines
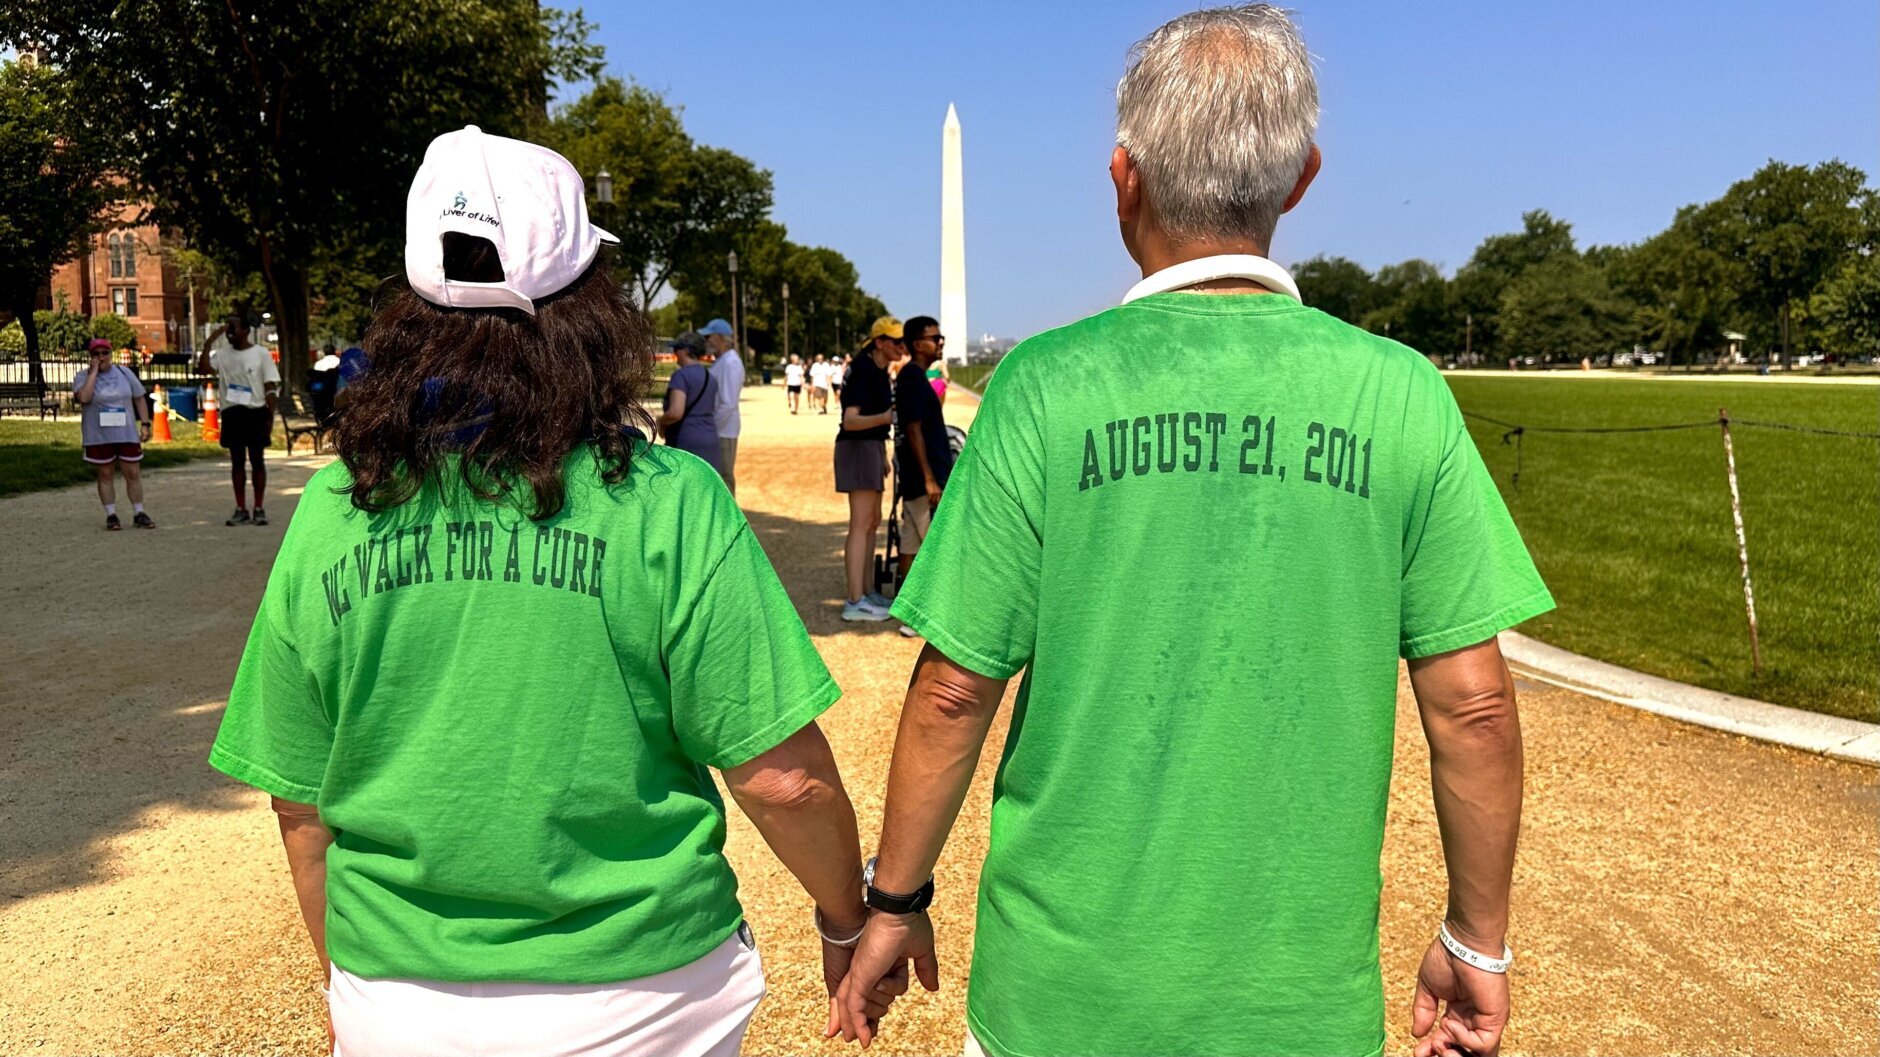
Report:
210,126,898,1056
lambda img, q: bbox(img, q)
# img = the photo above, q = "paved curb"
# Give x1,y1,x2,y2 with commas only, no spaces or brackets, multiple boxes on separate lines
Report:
1498,631,1880,766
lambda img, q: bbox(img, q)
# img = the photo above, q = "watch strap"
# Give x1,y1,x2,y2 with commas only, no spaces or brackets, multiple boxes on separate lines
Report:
863,855,934,915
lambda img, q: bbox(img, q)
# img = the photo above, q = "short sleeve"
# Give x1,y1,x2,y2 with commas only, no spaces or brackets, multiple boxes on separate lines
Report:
1399,398,1555,658
126,371,146,398
260,352,282,385
891,360,1044,679
70,369,88,393
665,520,840,769
209,571,333,802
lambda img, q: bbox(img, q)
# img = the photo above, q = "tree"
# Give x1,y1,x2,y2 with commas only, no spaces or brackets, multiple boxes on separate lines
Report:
1799,246,1880,356
8,1,604,396
1361,259,1455,355
1451,209,1578,356
89,313,137,350
0,59,126,385
1708,160,1868,368
1292,255,1376,324
1498,257,1637,363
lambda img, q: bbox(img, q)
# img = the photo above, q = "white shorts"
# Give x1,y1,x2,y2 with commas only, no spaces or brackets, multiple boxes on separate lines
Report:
328,928,765,1057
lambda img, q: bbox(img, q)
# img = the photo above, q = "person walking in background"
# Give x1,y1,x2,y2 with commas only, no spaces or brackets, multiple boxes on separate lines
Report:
196,311,280,526
73,338,156,530
833,317,901,623
700,318,744,495
838,8,1550,1057
810,354,831,414
927,356,949,406
657,331,725,478
785,355,805,414
210,125,900,1057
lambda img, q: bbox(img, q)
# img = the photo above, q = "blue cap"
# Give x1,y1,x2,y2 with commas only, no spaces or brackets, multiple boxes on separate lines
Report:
699,319,734,337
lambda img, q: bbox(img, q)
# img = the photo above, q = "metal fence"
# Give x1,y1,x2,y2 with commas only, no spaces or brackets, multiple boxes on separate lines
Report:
1,360,208,389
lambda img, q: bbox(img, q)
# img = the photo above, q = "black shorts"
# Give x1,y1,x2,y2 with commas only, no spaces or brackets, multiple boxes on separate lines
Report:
220,404,274,451
787,385,802,394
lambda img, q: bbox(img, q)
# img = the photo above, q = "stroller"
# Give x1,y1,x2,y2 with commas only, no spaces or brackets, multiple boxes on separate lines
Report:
875,422,968,598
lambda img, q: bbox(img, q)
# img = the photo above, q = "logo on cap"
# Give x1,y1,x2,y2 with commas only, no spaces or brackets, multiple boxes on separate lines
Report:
440,190,499,228
453,191,467,210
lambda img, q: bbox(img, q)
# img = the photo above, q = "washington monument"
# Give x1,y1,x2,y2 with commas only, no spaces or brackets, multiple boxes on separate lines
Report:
941,103,967,365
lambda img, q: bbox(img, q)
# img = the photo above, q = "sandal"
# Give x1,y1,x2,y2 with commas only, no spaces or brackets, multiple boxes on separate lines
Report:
133,512,156,529
105,513,122,531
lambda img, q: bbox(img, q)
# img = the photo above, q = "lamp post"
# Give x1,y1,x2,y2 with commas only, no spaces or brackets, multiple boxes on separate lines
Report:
781,282,790,366
726,251,741,358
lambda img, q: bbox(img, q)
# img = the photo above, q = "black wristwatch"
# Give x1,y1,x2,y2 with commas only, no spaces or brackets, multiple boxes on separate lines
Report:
863,856,934,915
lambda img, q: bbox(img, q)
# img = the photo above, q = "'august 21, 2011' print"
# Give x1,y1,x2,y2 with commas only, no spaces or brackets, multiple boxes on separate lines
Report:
1078,413,1373,499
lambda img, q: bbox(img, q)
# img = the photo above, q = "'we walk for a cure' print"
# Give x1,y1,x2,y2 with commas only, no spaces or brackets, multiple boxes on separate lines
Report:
1079,412,1375,498
319,520,610,626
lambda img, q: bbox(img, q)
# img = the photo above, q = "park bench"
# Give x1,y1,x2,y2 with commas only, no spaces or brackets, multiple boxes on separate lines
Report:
280,393,330,454
0,382,61,419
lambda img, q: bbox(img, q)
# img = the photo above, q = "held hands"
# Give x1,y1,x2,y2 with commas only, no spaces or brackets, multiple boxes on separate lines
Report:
833,911,940,1048
1411,930,1510,1057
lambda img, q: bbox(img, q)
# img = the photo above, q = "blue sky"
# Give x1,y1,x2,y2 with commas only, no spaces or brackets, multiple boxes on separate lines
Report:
583,0,1878,342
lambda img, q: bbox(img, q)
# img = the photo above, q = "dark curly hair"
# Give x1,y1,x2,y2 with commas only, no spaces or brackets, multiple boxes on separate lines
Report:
331,236,657,520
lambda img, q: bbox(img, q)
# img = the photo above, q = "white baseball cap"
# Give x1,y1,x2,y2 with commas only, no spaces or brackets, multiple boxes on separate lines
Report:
404,125,617,316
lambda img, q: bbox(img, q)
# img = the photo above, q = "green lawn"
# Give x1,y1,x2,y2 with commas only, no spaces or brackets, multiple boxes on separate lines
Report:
0,418,228,499
951,364,996,393
1446,376,1879,721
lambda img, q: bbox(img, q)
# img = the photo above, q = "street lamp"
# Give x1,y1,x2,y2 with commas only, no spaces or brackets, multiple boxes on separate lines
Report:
781,282,790,366
726,251,741,358
594,169,612,205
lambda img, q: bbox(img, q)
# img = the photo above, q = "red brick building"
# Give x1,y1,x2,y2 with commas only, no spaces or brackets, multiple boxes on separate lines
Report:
43,202,208,353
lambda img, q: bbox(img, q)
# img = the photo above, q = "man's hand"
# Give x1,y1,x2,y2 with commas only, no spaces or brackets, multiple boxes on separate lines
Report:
835,912,939,1047
925,478,943,510
1411,931,1509,1057
819,931,909,1042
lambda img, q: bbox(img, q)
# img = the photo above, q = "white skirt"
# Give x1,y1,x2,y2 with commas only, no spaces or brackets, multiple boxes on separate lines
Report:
328,927,765,1057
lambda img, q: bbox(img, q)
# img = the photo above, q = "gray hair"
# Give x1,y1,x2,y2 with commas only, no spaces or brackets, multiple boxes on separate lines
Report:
1116,4,1319,246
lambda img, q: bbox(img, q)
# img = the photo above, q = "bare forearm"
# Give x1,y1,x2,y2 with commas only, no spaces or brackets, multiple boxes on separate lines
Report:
1414,653,1524,949
725,725,868,928
842,408,892,432
874,648,1005,893
272,800,333,971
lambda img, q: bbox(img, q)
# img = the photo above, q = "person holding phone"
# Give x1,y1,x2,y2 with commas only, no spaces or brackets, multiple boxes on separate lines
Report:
73,338,156,530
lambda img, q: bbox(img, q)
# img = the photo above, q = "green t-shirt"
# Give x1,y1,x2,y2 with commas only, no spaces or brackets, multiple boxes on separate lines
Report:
891,293,1553,1057
209,442,838,984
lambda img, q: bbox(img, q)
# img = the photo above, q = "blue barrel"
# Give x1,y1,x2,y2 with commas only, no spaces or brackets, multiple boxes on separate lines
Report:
165,385,201,422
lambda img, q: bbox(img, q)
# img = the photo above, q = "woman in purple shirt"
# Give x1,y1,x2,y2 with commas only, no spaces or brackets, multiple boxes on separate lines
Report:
72,339,156,530
655,331,725,478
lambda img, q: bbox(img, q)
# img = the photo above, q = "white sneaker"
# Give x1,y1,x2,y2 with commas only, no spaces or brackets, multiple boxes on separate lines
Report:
842,599,892,622
898,624,920,638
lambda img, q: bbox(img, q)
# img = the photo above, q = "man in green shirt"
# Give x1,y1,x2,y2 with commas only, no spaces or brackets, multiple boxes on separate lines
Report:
836,7,1551,1057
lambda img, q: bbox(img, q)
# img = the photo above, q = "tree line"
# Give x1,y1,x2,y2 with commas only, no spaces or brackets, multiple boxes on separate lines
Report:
1,1,885,393
1294,160,1877,368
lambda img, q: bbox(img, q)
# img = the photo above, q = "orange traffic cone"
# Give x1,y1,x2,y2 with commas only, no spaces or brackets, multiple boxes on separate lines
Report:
201,382,221,443
150,385,173,443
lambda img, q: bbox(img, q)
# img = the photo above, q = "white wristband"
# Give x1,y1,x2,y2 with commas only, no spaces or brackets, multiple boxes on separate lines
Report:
814,908,864,949
1439,923,1512,974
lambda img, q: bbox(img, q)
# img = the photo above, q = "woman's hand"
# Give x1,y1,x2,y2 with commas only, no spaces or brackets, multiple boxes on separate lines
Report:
835,912,939,1047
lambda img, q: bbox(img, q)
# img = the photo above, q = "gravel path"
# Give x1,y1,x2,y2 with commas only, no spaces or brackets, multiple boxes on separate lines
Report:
1,388,1872,1056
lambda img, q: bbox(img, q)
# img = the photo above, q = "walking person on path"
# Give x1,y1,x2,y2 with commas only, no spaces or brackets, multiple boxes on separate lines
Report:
810,354,831,414
836,8,1552,1057
72,338,156,530
700,318,744,494
196,311,280,526
657,331,726,478
785,355,805,414
889,316,953,602
209,125,903,1057
834,317,902,623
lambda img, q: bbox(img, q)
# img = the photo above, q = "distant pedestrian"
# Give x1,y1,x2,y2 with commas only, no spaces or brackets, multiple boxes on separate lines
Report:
211,124,877,1057
785,356,805,414
810,354,831,414
838,8,1551,1057
197,311,280,526
834,317,902,622
891,316,953,636
657,331,725,477
72,338,156,530
700,318,744,495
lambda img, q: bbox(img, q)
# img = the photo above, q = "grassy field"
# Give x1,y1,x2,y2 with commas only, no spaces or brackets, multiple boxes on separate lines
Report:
951,363,996,393
0,418,227,499
1447,376,1879,721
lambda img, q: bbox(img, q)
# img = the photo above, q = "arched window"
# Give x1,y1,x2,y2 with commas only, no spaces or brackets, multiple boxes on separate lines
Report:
121,233,137,277
108,234,122,278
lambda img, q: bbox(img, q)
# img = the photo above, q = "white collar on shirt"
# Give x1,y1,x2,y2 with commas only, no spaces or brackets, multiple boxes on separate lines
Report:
1121,253,1301,305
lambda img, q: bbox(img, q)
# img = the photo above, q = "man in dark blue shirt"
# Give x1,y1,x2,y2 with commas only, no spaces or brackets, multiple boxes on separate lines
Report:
893,316,954,586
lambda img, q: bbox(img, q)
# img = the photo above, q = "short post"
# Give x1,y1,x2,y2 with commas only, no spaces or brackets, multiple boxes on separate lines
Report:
1718,408,1764,677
